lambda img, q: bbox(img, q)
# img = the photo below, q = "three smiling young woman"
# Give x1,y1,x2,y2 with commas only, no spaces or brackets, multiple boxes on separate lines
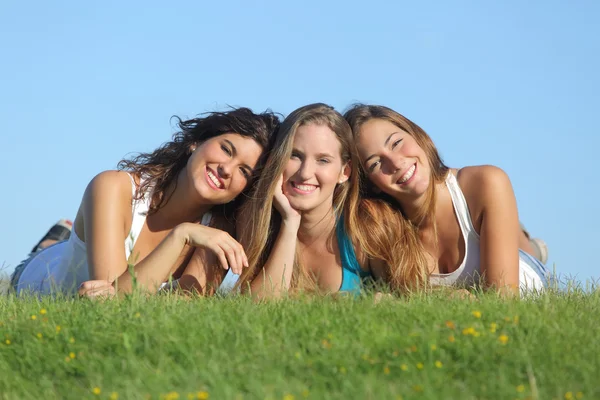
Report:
11,103,549,298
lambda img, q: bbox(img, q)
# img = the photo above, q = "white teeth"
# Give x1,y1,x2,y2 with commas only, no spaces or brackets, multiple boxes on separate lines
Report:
293,183,317,192
207,170,223,188
398,164,416,183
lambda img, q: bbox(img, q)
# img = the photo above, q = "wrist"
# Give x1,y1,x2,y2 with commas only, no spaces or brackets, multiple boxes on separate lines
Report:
172,223,191,245
281,216,301,231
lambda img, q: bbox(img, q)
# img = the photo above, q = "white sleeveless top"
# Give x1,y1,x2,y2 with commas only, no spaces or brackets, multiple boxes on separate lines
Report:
16,174,212,295
428,173,547,293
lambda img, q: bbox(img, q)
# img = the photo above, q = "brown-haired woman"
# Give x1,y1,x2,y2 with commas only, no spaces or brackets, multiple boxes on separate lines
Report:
234,103,401,298
344,104,549,295
11,107,280,297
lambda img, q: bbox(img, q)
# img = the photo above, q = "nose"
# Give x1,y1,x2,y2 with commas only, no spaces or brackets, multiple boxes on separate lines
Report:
297,160,314,181
381,153,405,175
217,161,233,179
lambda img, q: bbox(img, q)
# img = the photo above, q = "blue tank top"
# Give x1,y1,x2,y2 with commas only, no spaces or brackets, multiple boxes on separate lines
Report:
336,218,371,293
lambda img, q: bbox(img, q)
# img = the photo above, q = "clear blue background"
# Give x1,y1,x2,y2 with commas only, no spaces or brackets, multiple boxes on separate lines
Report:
1,0,598,283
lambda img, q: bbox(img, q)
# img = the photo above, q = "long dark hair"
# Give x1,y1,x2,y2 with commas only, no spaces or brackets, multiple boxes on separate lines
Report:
118,107,281,226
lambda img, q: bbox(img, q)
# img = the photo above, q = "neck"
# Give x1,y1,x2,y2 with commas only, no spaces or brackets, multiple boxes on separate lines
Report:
149,170,212,229
297,200,337,245
394,180,446,228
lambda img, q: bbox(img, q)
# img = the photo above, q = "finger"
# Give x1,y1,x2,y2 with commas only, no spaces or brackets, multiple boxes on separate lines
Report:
214,247,229,271
221,242,241,275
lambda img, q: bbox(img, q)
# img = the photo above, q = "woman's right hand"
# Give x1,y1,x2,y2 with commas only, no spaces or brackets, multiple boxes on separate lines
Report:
273,175,301,224
178,223,248,275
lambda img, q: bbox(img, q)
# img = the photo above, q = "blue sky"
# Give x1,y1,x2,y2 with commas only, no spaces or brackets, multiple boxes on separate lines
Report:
1,1,598,283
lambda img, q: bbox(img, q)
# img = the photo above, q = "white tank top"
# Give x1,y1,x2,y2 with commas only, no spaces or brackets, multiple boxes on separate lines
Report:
16,173,212,294
428,173,546,293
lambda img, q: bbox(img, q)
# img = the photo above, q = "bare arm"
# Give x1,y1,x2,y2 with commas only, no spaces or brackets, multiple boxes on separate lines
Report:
82,171,136,282
115,222,247,293
465,166,520,294
246,174,301,299
247,219,300,299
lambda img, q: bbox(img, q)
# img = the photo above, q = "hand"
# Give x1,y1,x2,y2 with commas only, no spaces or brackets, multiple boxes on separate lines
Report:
180,224,248,275
273,174,301,223
78,280,116,299
374,292,393,304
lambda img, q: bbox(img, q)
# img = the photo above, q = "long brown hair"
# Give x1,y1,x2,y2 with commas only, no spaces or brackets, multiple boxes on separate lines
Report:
117,107,281,227
236,103,362,291
344,104,449,291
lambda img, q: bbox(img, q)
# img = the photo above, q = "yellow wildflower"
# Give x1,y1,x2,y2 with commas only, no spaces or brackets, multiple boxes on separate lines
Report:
489,323,497,333
383,366,390,375
321,339,331,349
197,391,209,400
134,312,141,318
400,364,408,371
69,352,76,359
565,392,573,400
40,308,47,315
448,335,456,343
283,395,295,400
92,387,101,395
339,366,347,374
164,392,180,400
430,344,437,351
576,392,584,399
498,334,509,345
55,325,61,333
5,339,10,345
445,320,456,329
435,360,443,368
413,385,423,392
416,362,424,370
462,327,476,336
31,315,37,320
110,393,119,400
516,385,525,393
327,333,333,339
302,389,310,398
513,316,520,324
69,337,75,343
36,333,43,339
472,310,482,318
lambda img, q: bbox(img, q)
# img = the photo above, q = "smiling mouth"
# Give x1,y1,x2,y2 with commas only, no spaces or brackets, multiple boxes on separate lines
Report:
206,167,224,189
290,182,318,194
397,164,417,184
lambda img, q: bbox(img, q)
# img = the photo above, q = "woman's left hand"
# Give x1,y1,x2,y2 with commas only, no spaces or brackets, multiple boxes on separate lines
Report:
78,280,116,298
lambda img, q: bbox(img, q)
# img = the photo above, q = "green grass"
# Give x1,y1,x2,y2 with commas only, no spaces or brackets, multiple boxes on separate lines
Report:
1,290,599,400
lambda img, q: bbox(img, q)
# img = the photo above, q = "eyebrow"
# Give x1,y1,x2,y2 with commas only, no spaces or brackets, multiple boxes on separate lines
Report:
225,139,255,172
291,148,335,159
363,132,400,164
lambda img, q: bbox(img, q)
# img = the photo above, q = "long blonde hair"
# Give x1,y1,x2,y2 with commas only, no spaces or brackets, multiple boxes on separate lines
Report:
236,103,361,291
344,104,449,291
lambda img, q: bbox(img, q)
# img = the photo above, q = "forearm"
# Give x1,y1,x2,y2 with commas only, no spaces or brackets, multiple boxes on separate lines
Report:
114,224,188,294
249,221,299,299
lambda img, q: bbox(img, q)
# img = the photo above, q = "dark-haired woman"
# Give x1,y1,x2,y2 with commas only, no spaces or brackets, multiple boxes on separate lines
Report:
11,108,280,297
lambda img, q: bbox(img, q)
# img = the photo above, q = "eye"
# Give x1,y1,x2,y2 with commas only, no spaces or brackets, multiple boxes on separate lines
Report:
391,139,403,149
239,167,251,179
290,151,301,160
221,144,232,156
317,158,331,164
368,160,380,172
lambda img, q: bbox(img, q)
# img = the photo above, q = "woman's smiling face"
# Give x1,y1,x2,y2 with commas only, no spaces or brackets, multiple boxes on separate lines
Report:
283,123,349,213
356,118,431,201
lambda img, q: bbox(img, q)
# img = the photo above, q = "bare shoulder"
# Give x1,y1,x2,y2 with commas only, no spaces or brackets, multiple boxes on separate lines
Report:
456,165,512,197
455,165,514,231
83,170,137,207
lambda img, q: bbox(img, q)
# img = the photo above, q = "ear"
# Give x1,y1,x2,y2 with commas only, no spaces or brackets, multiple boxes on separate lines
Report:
189,143,197,153
338,161,352,185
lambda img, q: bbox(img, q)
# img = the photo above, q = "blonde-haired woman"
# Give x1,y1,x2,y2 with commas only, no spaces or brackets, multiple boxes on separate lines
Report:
344,104,549,295
235,103,401,298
